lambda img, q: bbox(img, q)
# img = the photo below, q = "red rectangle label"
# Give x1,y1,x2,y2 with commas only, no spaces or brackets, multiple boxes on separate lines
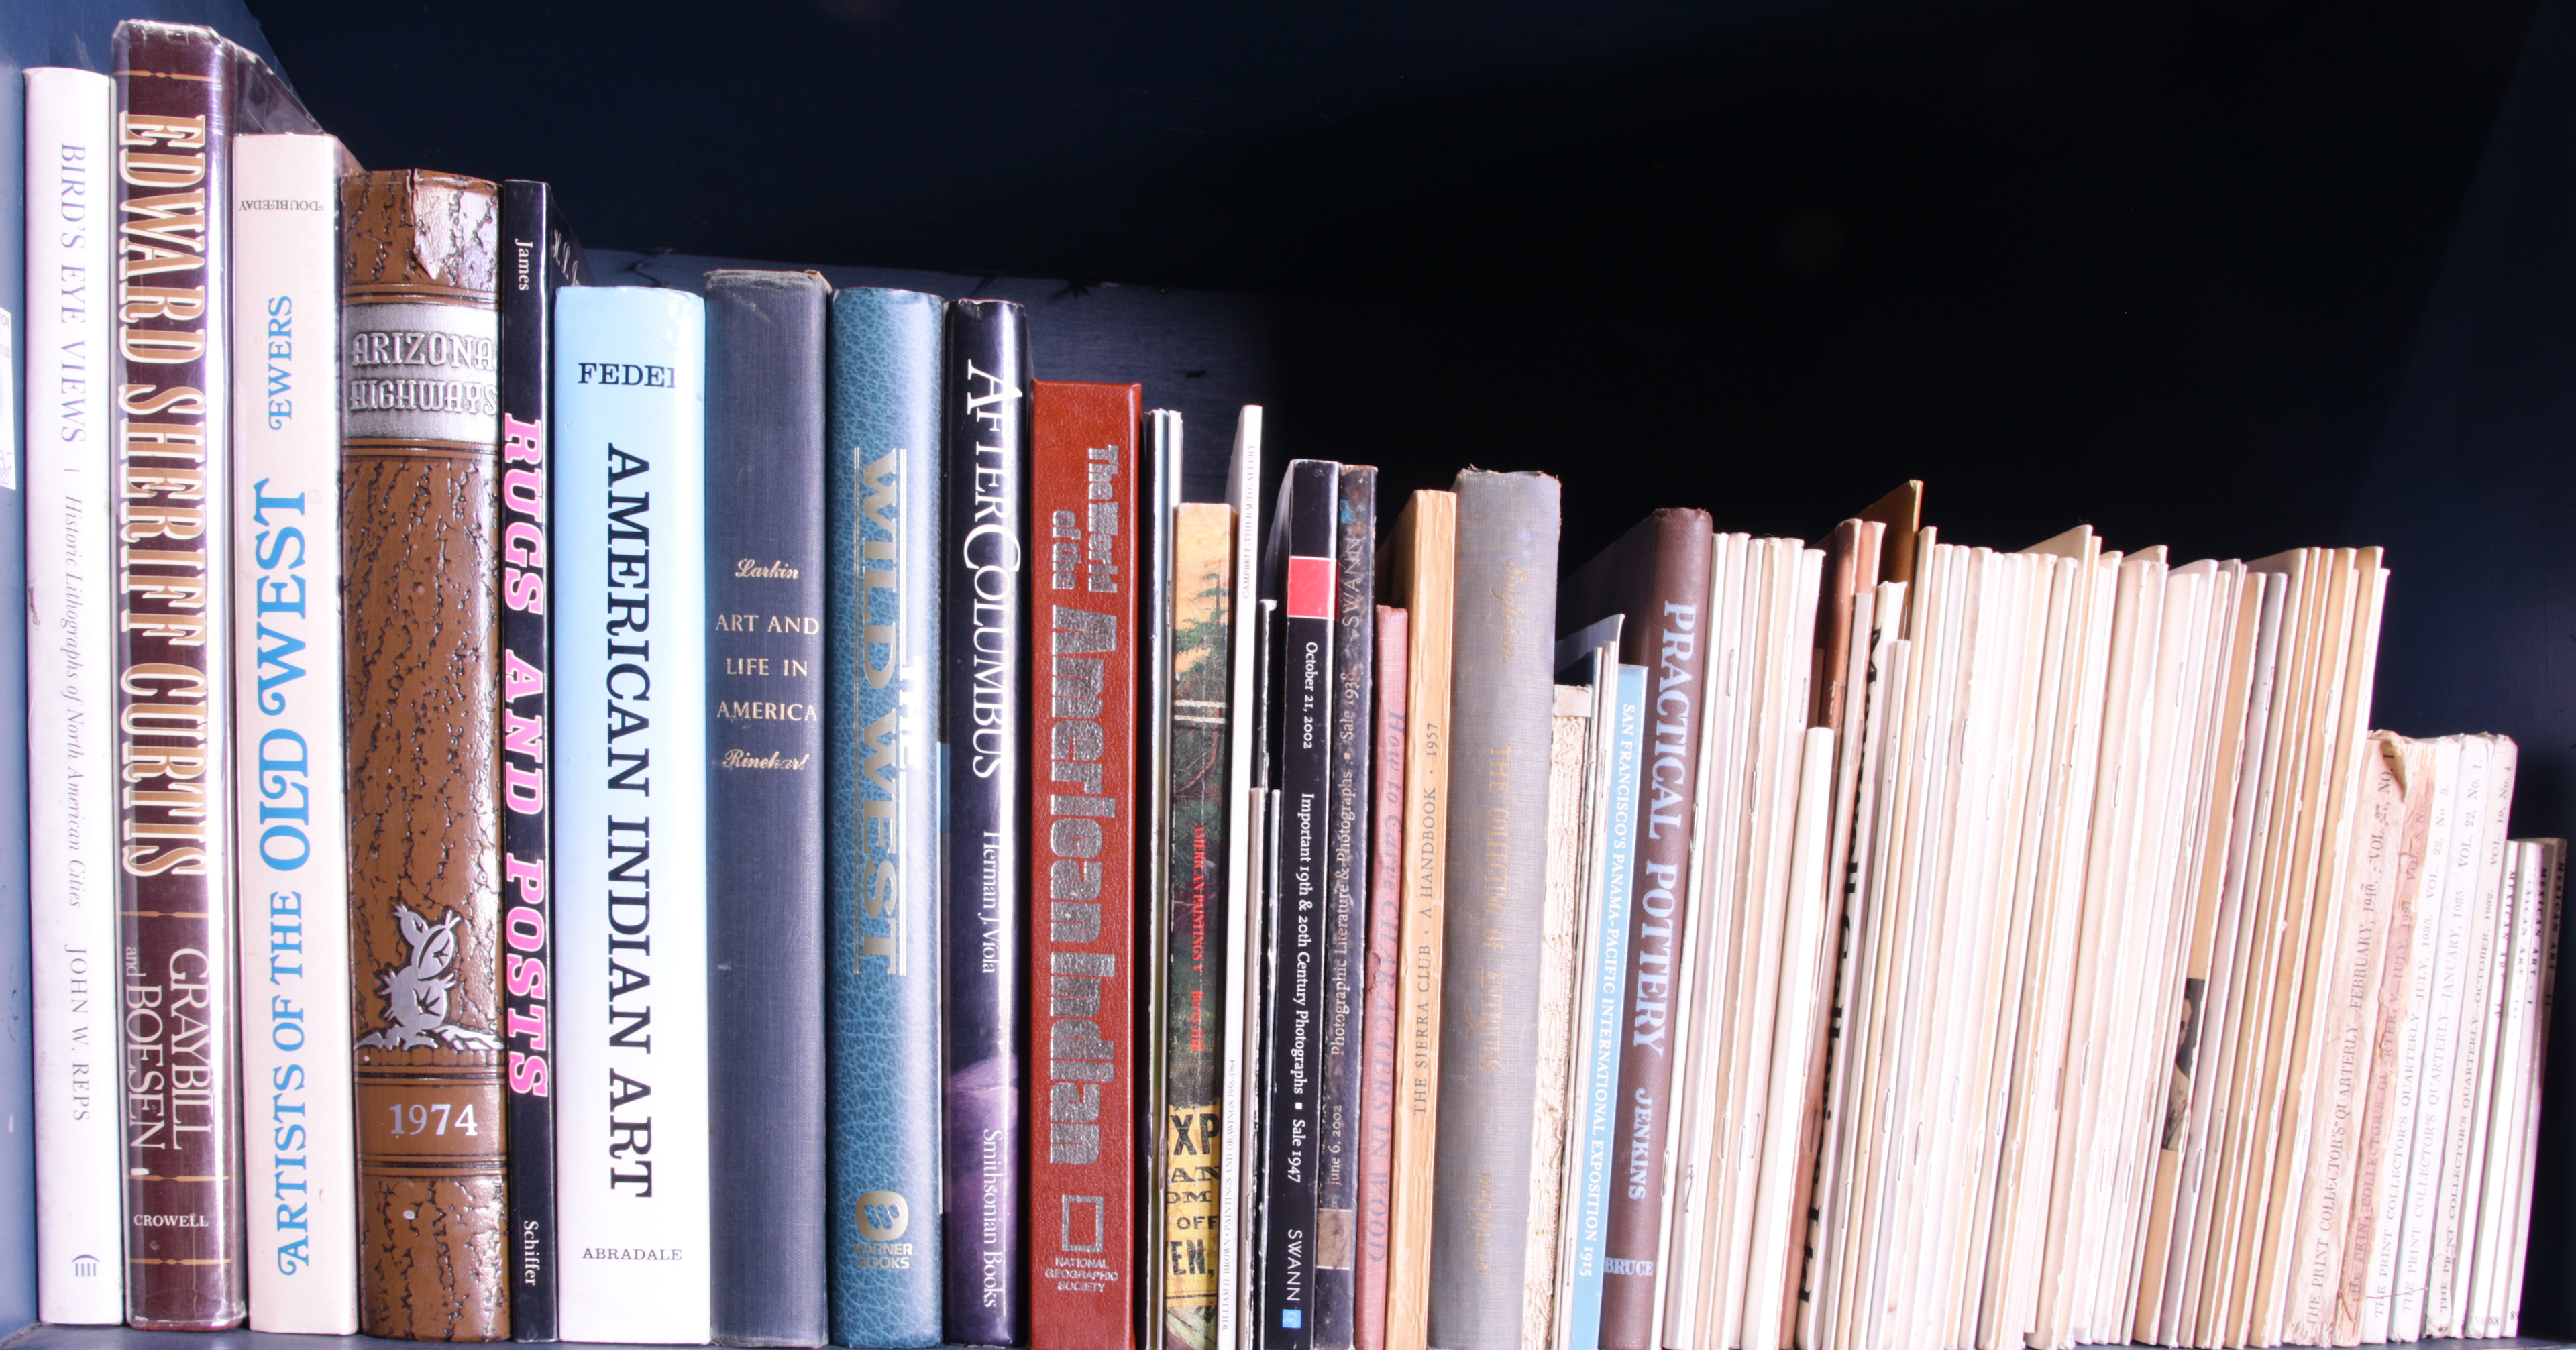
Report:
1287,554,1337,620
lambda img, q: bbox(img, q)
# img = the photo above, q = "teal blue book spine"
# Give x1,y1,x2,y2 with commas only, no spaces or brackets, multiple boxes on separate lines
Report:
1562,662,1647,1350
824,288,947,1347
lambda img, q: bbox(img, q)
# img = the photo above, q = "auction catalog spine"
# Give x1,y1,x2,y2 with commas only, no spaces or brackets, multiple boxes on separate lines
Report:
1316,465,1378,1350
551,286,712,1344
233,131,356,1335
25,63,123,1327
824,286,946,1349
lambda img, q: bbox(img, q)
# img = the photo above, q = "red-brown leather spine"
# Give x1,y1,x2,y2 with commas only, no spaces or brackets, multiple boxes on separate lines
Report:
1028,381,1143,1350
340,170,511,1341
113,21,247,1330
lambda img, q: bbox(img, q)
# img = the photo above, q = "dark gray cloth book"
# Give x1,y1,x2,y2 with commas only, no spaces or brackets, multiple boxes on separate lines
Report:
1426,469,1562,1350
703,269,832,1347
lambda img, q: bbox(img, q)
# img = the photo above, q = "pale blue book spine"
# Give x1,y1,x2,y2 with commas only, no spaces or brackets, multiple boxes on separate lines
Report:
1564,663,1648,1350
551,286,714,1344
824,287,946,1347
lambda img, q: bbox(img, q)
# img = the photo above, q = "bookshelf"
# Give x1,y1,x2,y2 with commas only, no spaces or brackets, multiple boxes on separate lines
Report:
5,0,2575,1343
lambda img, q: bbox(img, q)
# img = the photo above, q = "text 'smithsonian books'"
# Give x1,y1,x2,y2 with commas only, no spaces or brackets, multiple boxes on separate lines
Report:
111,19,317,1328
1258,458,1340,1350
553,287,713,1344
1165,498,1238,1350
1425,470,1562,1350
704,269,830,1349
340,168,510,1341
234,131,356,1336
25,62,123,1327
1028,380,1144,1350
825,287,946,1348
496,175,586,1345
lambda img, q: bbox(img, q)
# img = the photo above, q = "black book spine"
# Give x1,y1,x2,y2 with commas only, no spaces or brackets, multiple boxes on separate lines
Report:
942,300,1033,1347
1314,466,1376,1350
1258,461,1341,1350
704,270,833,1346
498,180,584,1344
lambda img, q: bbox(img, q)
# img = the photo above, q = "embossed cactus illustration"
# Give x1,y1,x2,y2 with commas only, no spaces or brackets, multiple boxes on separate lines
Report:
358,903,500,1051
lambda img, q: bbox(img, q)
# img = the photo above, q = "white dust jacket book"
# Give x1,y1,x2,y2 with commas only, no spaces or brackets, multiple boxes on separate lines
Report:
24,64,123,1325
553,287,712,1342
1216,406,1260,1350
229,132,359,1333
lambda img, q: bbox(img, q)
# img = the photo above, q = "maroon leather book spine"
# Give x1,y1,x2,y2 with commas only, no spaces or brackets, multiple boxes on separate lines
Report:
1354,606,1410,1350
1027,380,1144,1350
1554,510,1715,1350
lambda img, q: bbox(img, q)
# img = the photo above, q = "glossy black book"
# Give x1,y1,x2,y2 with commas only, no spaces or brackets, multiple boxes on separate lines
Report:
704,270,833,1347
497,179,585,1344
941,300,1033,1348
1256,460,1341,1350
1314,465,1376,1350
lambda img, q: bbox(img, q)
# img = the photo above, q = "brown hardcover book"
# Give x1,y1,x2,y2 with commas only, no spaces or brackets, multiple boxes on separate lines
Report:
110,20,316,1329
1555,510,1717,1350
339,170,511,1341
1356,606,1410,1350
1027,380,1144,1350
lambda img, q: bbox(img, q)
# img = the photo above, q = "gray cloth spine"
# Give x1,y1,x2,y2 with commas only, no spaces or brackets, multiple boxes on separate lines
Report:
1426,470,1563,1350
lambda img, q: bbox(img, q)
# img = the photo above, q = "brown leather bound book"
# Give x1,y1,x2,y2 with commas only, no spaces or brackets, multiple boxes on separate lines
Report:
1555,510,1716,1350
340,170,511,1341
111,19,317,1331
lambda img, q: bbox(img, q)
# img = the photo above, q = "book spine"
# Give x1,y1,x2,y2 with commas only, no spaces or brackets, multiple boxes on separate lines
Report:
1426,470,1562,1350
552,286,713,1343
702,269,830,1348
1258,460,1341,1350
943,299,1032,1347
1026,380,1143,1348
1381,490,1456,1350
25,64,124,1327
1354,607,1409,1350
824,286,945,1349
1163,500,1237,1350
1217,412,1268,1350
1560,664,1646,1350
1142,411,1181,1350
497,176,578,1345
1318,466,1378,1350
1521,686,1597,1350
112,23,248,1327
339,168,508,1341
232,132,356,1335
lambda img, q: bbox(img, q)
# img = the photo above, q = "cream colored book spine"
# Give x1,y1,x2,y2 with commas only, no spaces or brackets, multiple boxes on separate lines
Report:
2500,836,2564,1335
2463,839,2537,1337
2425,735,2514,1336
1520,685,1598,1350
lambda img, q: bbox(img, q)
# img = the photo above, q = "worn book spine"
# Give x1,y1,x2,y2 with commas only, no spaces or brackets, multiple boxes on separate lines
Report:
1356,606,1411,1350
699,270,830,1347
1164,500,1238,1350
1142,410,1181,1350
943,299,1032,1347
1318,465,1379,1350
496,176,583,1345
552,286,712,1343
1521,685,1597,1350
1026,380,1142,1349
1558,662,1646,1350
111,23,255,1327
25,64,123,1327
1379,490,1456,1350
339,169,508,1341
1424,470,1562,1350
1554,510,1716,1350
1216,412,1269,1350
824,287,945,1349
233,132,356,1335
1258,459,1342,1350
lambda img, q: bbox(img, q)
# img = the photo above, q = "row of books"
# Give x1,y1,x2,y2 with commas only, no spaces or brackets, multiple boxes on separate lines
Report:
17,19,2557,1350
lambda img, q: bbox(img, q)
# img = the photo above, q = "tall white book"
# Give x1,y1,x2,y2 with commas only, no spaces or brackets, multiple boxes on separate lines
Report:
553,286,712,1343
23,65,123,1325
228,131,359,1334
